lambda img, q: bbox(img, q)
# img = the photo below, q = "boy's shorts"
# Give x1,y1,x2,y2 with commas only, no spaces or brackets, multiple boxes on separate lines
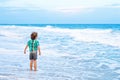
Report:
29,51,37,60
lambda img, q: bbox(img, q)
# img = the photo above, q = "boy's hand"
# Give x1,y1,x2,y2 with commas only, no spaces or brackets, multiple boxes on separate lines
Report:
24,45,28,54
38,46,41,56
24,50,26,54
39,52,41,55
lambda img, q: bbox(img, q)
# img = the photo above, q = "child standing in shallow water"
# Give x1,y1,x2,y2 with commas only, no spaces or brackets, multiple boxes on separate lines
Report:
24,32,41,71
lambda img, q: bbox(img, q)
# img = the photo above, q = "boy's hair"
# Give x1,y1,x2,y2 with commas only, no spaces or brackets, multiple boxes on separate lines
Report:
31,32,38,40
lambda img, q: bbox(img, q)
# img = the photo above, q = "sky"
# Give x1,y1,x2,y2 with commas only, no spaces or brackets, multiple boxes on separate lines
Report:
0,0,120,24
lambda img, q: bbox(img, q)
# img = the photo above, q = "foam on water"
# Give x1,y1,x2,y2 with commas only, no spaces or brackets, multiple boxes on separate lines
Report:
0,30,20,38
69,29,120,47
0,25,120,80
41,26,120,47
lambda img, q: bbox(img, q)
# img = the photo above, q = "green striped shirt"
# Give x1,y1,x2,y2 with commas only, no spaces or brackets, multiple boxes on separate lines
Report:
27,40,39,52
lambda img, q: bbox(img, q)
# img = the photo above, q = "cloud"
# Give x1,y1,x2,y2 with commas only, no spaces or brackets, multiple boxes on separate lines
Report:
54,7,93,15
110,4,120,6
0,0,95,14
0,0,105,10
56,8,82,13
105,3,120,8
0,0,43,10
111,4,120,8
0,0,120,14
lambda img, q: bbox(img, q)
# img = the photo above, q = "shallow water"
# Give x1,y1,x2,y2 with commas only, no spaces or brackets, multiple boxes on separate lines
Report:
0,25,120,80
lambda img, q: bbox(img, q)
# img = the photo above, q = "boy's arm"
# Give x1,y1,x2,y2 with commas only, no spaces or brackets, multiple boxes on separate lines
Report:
38,46,41,55
24,45,28,54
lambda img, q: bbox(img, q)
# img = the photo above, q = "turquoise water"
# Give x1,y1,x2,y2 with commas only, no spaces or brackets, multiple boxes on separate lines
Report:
0,24,120,80
0,24,120,29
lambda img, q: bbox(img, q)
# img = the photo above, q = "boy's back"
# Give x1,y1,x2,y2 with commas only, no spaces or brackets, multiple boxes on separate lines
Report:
27,40,39,52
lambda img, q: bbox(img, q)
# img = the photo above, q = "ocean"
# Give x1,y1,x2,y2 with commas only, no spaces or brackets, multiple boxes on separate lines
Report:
0,24,120,80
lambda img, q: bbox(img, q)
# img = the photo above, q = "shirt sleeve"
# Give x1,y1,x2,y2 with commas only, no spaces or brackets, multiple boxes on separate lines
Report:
37,41,40,46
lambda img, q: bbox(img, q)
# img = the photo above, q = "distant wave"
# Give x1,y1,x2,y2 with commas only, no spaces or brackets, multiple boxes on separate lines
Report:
1,24,120,30
0,30,22,39
0,25,120,48
42,25,120,48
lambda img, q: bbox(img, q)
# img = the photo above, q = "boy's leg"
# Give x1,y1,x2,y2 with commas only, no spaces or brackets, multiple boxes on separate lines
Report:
34,60,37,71
30,60,33,70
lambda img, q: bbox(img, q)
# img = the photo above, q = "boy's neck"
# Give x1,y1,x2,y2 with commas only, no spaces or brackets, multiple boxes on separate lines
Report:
31,39,36,40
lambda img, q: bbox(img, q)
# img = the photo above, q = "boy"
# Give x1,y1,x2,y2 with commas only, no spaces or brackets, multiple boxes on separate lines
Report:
24,32,41,71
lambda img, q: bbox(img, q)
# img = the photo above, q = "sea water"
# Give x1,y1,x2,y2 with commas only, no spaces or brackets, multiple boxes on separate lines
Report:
0,24,120,80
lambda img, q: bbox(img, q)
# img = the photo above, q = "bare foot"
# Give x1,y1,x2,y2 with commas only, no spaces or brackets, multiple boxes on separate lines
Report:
34,69,37,71
30,69,33,71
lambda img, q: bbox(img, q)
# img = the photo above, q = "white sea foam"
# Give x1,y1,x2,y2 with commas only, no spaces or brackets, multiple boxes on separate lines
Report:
70,30,120,47
115,70,120,74
1,25,120,47
41,26,120,47
0,30,21,39
0,48,22,55
0,25,120,80
0,25,120,48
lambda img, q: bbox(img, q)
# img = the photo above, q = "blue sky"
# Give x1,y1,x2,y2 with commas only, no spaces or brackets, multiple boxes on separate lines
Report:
0,0,120,24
